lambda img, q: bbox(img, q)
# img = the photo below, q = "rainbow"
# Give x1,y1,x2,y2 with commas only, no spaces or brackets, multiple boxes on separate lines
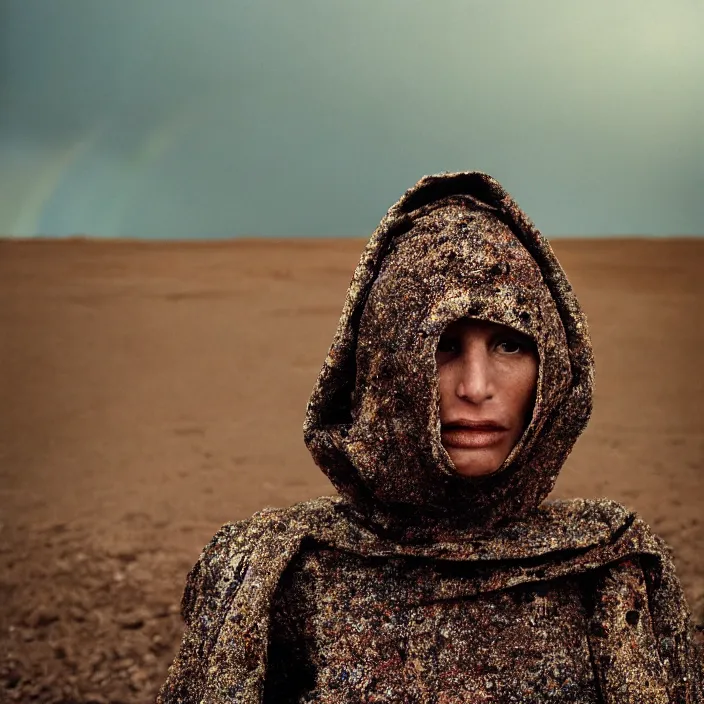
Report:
8,99,205,237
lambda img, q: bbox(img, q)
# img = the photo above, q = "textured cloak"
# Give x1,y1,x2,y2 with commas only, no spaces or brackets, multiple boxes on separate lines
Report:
158,172,704,703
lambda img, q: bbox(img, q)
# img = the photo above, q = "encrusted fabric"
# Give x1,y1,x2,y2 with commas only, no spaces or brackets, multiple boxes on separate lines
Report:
158,172,704,703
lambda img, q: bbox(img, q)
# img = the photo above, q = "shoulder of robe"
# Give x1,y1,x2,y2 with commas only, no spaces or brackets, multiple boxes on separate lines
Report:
240,495,342,538
540,496,632,524
539,496,670,558
537,497,633,544
181,495,343,621
180,517,252,624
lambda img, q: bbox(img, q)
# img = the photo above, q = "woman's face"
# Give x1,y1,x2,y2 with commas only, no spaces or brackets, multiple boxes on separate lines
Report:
435,317,539,478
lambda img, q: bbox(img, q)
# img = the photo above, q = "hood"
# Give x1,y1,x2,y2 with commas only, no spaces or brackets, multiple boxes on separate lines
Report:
303,172,594,538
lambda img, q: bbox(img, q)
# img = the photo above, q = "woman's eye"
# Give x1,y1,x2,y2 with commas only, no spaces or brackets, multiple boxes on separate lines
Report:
496,339,523,354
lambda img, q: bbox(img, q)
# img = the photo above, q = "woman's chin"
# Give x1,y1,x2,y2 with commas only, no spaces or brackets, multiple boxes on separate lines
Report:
446,447,506,478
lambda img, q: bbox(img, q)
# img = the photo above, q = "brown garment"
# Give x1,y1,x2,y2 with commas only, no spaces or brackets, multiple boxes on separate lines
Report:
266,546,602,702
158,172,704,703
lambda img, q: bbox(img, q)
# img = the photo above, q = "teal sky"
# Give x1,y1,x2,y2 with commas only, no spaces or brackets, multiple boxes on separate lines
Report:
1,0,702,238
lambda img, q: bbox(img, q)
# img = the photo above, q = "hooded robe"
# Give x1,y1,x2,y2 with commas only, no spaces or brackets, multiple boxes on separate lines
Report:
158,172,704,703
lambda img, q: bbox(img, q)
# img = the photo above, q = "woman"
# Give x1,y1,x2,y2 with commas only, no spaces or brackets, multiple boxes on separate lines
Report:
158,172,704,703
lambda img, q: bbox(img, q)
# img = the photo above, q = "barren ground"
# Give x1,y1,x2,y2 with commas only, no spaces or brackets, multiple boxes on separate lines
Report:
0,238,702,703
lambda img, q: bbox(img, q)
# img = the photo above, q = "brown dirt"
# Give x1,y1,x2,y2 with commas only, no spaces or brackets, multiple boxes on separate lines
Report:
0,237,702,703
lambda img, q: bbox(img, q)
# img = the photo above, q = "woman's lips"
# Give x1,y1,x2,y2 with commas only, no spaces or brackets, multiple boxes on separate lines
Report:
441,427,508,449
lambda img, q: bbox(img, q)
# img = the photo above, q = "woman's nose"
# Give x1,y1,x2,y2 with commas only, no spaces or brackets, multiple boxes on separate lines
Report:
456,348,494,403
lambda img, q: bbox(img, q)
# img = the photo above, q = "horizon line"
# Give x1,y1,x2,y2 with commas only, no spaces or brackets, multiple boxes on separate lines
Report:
1,233,703,244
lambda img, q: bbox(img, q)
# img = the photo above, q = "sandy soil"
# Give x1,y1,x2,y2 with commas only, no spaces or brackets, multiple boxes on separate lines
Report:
0,237,702,703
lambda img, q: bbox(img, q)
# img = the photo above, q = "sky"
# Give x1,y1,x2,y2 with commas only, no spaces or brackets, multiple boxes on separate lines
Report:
0,0,702,238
